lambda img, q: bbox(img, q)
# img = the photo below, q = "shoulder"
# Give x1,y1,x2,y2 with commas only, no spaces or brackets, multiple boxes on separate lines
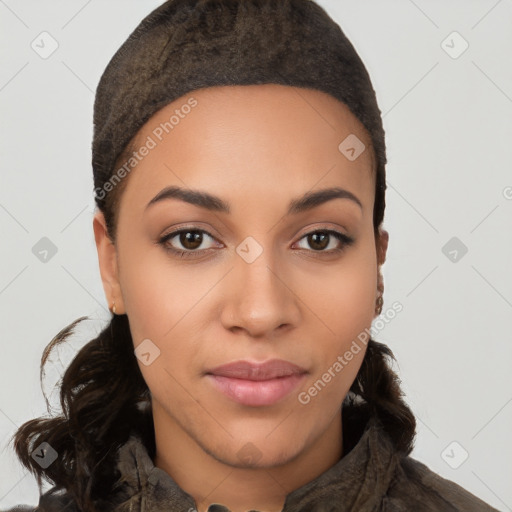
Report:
385,454,499,511
1,508,36,512
2,489,79,512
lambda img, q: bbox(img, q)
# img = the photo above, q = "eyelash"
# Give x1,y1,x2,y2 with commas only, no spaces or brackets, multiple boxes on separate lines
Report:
158,226,355,259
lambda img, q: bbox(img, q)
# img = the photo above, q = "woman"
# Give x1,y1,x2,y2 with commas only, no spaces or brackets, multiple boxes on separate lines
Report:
5,0,499,511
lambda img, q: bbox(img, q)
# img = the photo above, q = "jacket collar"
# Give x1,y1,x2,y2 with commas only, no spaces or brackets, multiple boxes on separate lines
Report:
110,412,399,512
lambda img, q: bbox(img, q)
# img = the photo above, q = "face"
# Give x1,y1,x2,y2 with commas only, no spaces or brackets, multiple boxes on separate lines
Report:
94,84,387,470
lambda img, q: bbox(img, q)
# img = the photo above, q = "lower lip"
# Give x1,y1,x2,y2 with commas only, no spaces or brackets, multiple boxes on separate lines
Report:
207,373,306,406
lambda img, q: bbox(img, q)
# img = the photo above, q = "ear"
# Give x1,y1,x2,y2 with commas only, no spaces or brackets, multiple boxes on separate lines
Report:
375,227,389,301
93,210,125,314
376,227,389,267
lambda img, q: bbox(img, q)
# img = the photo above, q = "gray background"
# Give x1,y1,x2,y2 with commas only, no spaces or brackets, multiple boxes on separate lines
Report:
1,0,511,509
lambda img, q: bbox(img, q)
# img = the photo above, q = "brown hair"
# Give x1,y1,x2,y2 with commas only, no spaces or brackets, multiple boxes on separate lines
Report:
10,0,415,510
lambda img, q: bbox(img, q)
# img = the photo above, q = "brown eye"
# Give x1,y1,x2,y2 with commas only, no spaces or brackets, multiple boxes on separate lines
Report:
159,228,218,258
295,230,354,253
307,232,330,251
178,231,204,250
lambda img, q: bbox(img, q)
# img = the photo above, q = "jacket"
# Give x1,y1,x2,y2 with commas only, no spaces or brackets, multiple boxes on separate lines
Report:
4,412,499,512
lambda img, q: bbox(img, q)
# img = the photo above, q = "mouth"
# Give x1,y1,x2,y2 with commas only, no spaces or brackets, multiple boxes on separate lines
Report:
205,359,308,407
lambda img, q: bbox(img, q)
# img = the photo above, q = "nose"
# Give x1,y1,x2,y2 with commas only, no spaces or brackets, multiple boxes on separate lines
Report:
220,247,301,338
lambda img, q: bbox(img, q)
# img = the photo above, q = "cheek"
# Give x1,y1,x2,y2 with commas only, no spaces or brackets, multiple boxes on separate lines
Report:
297,241,377,396
119,241,213,340
305,244,377,338
120,255,204,404
118,244,220,397
119,228,377,384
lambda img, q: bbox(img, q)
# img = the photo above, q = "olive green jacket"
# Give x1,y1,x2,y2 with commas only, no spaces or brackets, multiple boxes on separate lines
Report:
4,413,500,512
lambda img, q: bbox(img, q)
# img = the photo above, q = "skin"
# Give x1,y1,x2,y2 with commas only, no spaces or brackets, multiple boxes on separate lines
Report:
93,84,388,512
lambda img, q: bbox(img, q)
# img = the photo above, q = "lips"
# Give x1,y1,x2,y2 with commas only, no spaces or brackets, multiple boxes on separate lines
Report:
205,359,308,406
207,359,307,380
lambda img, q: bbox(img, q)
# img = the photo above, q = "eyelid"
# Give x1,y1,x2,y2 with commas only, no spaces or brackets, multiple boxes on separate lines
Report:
159,225,223,251
161,222,350,241
292,226,354,253
158,223,354,258
295,223,350,238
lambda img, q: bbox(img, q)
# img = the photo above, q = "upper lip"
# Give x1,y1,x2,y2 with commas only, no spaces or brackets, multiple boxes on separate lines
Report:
206,359,308,381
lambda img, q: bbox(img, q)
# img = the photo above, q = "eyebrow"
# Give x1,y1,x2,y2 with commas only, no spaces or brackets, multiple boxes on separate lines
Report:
145,185,363,215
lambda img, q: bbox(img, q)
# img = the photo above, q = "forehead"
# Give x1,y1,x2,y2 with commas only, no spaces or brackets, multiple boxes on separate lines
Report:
118,84,375,218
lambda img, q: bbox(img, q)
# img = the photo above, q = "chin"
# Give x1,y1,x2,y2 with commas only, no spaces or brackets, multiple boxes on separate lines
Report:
204,434,306,470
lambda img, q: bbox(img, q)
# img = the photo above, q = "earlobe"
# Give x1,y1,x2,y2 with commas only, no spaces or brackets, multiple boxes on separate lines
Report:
93,211,125,315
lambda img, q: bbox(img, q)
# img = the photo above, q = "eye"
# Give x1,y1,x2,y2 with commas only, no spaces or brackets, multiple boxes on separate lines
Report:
158,226,355,259
158,228,219,258
294,229,354,254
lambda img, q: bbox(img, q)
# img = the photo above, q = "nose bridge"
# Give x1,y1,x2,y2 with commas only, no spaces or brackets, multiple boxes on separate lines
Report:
222,238,298,335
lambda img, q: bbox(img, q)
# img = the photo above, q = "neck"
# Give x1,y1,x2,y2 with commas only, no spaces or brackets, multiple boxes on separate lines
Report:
152,403,343,512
